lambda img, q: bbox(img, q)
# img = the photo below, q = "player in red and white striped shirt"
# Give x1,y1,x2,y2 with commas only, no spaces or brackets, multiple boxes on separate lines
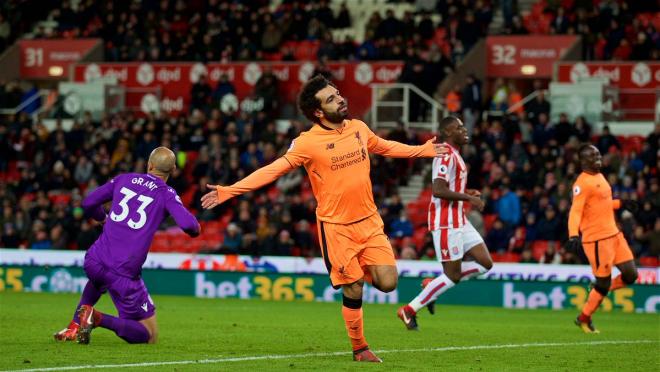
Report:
398,116,494,330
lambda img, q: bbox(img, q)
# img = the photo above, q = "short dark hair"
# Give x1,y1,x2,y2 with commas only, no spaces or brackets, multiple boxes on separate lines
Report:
438,115,460,137
298,75,333,123
578,143,593,159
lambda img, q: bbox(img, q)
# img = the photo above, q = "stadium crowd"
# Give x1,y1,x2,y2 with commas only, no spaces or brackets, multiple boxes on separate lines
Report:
1,78,659,265
2,0,656,62
0,0,658,265
0,0,494,63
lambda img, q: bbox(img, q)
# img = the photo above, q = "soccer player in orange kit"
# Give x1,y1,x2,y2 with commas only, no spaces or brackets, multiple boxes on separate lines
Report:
201,75,447,362
567,144,638,333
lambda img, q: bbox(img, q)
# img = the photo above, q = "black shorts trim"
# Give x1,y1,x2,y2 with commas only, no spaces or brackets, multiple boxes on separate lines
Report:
320,222,340,289
594,240,600,269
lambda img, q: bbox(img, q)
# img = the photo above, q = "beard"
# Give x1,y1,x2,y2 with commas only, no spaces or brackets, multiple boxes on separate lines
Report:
323,107,347,124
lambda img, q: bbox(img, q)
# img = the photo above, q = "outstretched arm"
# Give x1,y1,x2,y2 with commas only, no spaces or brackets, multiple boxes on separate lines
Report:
165,192,200,237
201,157,294,209
82,180,115,222
368,135,446,158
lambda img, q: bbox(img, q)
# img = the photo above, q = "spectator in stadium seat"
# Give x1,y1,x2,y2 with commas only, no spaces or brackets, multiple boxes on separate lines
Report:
459,11,481,51
190,74,212,114
221,223,243,254
522,212,538,244
262,22,283,54
596,125,620,154
461,74,482,133
532,113,554,147
334,2,351,29
295,220,314,255
507,15,528,35
501,0,515,29
390,211,414,238
377,9,403,40
524,91,550,124
496,181,521,227
274,229,295,256
553,113,576,146
50,224,68,250
254,69,280,114
485,218,510,253
636,219,660,259
552,7,571,34
445,85,462,114
1,223,20,248
400,243,418,260
630,31,653,60
212,74,236,108
539,242,562,264
519,248,537,263
574,116,592,142
536,207,562,241
30,226,51,250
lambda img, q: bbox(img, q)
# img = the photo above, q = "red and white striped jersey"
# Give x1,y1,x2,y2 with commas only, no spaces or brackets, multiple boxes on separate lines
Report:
428,144,468,230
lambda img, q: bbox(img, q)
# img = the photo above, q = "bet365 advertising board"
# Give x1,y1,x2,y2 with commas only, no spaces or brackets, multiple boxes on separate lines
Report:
1,265,658,313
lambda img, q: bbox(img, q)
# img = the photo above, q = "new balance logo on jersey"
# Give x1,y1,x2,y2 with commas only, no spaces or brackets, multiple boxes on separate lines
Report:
326,143,335,150
141,302,148,312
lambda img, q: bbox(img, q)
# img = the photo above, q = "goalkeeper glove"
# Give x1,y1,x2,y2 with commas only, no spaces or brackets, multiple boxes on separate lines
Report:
565,236,581,254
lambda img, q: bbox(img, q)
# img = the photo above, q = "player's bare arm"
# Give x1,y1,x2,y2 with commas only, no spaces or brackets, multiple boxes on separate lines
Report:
201,156,296,209
466,189,481,197
433,178,484,211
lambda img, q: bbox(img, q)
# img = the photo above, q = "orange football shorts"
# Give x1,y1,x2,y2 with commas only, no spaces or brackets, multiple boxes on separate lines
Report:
582,232,634,277
317,213,396,288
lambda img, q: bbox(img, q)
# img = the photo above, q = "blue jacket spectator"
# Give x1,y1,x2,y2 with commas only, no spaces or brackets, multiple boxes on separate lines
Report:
496,184,521,226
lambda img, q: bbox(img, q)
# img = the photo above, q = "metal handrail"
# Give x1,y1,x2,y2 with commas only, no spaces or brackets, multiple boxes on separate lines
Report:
505,89,549,115
0,89,50,115
370,83,446,133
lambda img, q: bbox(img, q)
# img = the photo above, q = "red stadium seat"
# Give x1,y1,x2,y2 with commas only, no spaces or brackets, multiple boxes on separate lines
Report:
181,184,197,209
639,257,659,267
151,233,171,252
501,252,521,263
169,233,191,253
419,188,433,201
483,214,497,233
412,227,428,248
531,240,549,261
491,252,505,262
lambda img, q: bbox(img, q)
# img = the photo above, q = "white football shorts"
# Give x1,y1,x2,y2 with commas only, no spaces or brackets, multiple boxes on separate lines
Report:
431,221,485,262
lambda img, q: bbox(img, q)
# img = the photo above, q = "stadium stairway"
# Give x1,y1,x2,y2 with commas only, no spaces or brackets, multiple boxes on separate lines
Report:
398,164,431,206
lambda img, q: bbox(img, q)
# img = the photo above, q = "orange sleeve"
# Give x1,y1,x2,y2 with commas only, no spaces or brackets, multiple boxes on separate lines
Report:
366,128,436,158
612,199,621,210
215,157,294,204
281,135,312,167
568,180,587,237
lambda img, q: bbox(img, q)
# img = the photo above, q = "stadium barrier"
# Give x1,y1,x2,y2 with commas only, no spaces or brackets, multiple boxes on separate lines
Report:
1,265,658,313
1,249,659,284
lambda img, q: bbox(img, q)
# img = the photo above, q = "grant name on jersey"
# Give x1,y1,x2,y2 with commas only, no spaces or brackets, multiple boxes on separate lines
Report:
131,176,159,191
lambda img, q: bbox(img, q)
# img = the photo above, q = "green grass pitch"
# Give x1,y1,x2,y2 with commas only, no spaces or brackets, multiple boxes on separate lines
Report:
0,292,658,371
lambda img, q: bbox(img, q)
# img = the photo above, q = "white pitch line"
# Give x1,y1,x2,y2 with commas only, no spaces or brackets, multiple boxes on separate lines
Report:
3,340,656,372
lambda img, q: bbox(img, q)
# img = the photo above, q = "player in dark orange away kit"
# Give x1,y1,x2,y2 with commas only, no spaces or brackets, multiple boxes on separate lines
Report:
201,75,448,362
567,144,638,333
